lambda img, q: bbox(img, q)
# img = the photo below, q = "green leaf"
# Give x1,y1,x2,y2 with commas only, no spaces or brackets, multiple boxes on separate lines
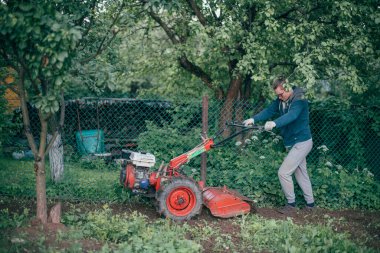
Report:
55,77,63,86
19,4,33,12
57,51,68,62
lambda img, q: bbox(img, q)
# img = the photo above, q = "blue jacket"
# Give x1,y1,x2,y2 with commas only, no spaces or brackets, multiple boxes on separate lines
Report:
252,87,312,147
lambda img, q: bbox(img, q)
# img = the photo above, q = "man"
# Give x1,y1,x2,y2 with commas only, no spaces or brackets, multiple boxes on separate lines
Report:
243,76,315,214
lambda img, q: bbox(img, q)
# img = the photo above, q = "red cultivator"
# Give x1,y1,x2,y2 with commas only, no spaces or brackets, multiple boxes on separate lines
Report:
120,123,262,221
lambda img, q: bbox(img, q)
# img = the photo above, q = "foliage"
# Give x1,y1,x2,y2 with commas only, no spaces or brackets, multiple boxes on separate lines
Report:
0,208,29,229
0,84,13,152
137,100,204,176
207,131,286,205
237,215,374,253
310,97,380,171
68,206,201,253
116,26,209,99
0,1,82,114
0,0,133,221
119,0,379,102
311,147,380,209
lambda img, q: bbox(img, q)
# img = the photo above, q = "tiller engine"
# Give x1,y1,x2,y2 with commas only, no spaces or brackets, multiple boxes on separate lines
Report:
120,123,262,221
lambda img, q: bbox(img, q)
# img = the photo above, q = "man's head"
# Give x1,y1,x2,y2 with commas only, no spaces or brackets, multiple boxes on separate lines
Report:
272,76,292,101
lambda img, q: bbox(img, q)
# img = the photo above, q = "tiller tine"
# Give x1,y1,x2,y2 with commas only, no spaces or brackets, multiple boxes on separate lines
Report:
202,186,254,218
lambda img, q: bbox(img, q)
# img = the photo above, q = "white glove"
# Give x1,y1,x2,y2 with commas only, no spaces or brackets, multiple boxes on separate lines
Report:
243,118,254,126
264,121,276,131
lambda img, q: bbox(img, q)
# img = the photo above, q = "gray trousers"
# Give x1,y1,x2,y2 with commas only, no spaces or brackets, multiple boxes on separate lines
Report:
278,139,314,204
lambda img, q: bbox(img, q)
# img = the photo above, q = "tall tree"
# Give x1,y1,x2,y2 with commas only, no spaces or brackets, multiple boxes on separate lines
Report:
0,0,127,223
126,0,379,128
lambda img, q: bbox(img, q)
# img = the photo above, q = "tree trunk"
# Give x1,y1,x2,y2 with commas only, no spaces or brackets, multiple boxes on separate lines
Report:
35,159,48,223
219,76,243,137
48,133,64,182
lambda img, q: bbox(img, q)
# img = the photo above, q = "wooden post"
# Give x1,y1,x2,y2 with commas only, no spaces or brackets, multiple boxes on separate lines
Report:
201,96,208,184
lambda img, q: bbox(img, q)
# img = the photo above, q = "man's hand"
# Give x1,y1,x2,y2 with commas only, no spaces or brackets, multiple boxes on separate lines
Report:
264,121,276,131
243,118,254,126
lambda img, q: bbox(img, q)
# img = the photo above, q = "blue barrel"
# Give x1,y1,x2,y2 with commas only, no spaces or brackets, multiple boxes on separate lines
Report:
75,129,105,155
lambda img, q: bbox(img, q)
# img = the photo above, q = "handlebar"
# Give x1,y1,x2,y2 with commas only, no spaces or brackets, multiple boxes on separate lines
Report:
226,122,264,130
211,122,264,148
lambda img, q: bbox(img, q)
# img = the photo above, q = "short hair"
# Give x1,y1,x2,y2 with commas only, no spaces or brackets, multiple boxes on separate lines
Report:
272,76,286,89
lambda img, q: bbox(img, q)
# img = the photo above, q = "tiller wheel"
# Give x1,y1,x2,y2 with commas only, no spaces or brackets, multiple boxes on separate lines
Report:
156,178,202,221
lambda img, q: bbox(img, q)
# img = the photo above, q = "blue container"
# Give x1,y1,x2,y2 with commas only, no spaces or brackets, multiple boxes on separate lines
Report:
75,129,105,155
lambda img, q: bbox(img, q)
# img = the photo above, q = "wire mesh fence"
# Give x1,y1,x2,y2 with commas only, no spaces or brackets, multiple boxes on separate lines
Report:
18,97,380,178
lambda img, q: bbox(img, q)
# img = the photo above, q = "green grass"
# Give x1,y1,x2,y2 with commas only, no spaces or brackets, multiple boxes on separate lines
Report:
0,157,122,201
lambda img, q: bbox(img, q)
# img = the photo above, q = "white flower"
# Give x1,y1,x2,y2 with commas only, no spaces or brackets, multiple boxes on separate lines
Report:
262,139,269,143
272,138,279,144
325,161,333,167
251,135,259,141
245,139,252,144
259,156,266,159
235,141,242,146
317,145,329,152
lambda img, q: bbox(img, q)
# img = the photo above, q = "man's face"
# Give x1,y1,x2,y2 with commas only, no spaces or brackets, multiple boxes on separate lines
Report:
274,85,291,101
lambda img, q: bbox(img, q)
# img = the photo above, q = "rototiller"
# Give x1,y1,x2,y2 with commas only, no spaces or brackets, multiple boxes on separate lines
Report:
120,123,263,221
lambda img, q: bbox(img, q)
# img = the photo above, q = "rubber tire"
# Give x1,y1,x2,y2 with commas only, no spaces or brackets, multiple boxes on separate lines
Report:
156,178,203,221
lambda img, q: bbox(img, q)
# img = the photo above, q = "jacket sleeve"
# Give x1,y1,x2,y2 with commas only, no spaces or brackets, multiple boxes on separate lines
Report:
273,100,304,128
253,100,279,122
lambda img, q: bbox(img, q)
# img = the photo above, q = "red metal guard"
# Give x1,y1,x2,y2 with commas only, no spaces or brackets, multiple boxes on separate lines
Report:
168,138,214,172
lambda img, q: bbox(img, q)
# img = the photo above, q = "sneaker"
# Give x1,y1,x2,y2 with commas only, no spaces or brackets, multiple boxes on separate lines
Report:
277,204,296,215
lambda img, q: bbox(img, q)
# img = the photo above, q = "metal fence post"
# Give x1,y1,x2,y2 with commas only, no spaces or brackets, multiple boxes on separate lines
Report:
201,96,208,184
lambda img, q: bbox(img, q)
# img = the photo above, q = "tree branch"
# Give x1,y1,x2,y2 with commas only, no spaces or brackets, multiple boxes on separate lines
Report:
178,56,223,98
145,5,223,97
17,68,39,157
186,0,207,26
45,91,65,156
148,10,181,44
80,1,125,64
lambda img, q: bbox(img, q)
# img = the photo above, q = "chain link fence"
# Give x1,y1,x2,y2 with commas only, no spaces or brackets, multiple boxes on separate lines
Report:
16,97,380,178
